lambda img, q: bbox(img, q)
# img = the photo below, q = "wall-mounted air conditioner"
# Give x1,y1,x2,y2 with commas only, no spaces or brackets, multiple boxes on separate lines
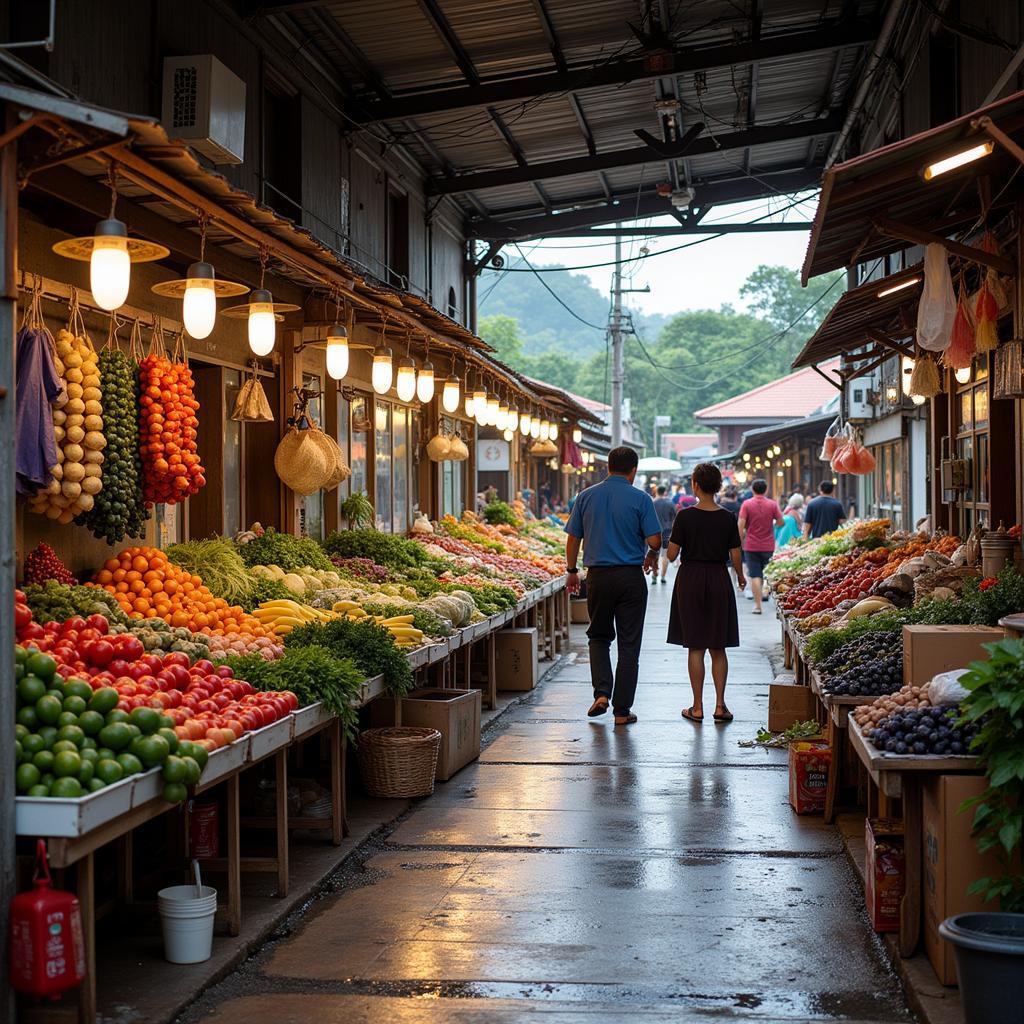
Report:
161,55,245,165
847,376,875,420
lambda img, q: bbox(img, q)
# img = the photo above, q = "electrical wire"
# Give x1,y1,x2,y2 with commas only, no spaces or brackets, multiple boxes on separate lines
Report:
509,243,609,330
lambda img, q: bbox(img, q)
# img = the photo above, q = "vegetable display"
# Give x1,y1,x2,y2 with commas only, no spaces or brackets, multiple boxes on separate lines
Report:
27,328,104,524
237,528,333,572
138,351,205,504
23,543,76,586
80,347,148,543
23,581,127,628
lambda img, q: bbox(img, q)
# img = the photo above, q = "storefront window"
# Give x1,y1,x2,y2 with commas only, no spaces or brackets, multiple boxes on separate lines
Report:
223,369,242,537
440,416,464,516
393,405,409,533
872,440,902,522
410,409,421,514
302,374,324,540
350,396,368,497
375,400,392,531
956,372,989,533
336,392,350,502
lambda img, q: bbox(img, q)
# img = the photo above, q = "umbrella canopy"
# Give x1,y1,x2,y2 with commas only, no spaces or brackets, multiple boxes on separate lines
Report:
637,456,682,472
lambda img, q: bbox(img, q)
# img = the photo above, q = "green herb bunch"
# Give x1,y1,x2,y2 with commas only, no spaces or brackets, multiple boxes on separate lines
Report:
237,528,333,572
323,529,444,572
958,638,1024,910
482,500,518,526
284,617,412,694
959,568,1024,626
24,581,128,626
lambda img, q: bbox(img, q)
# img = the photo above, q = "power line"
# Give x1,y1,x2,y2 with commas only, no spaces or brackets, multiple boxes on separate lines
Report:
510,243,609,330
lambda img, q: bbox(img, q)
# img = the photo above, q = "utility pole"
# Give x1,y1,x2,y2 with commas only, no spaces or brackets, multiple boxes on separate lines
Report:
610,227,624,447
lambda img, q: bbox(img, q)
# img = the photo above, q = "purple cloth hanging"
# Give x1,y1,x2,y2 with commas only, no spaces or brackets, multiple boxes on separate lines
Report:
15,325,63,495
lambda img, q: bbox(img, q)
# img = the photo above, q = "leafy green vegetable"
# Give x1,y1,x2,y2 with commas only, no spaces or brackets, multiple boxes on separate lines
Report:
745,720,822,748
24,581,127,626
285,617,412,694
958,568,1024,626
222,648,364,734
323,529,444,572
167,537,253,605
237,528,333,572
482,500,518,526
958,638,1024,910
339,492,375,529
241,576,300,613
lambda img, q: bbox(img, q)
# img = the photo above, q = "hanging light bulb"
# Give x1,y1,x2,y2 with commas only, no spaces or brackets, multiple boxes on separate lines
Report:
181,262,217,339
496,403,510,430
485,396,499,426
550,421,559,440
530,417,541,439
503,429,514,442
572,427,582,444
520,412,532,436
508,407,519,432
464,393,475,418
539,420,550,441
954,365,972,385
372,346,394,394
247,289,277,356
473,387,488,427
325,324,349,381
416,360,435,403
911,393,927,406
442,375,461,413
902,355,915,396
396,357,417,402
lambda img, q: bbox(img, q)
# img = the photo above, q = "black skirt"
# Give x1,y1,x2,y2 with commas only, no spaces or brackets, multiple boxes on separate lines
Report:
667,561,739,649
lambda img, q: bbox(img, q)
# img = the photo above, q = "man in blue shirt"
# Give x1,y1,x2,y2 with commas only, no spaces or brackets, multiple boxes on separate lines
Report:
803,480,847,539
565,447,663,725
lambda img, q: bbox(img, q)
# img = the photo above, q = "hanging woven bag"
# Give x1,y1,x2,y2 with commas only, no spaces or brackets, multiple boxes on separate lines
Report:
274,426,330,496
909,353,941,398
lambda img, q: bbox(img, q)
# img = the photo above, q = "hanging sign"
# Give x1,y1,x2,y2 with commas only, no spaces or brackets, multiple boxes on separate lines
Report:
477,439,510,471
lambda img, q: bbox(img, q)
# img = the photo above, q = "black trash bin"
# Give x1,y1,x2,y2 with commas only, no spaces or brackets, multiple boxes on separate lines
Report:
939,913,1024,1024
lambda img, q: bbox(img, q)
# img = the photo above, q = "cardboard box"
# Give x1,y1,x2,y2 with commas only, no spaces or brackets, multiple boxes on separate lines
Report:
570,599,590,624
865,818,905,932
923,774,1006,985
903,625,1004,686
495,628,539,691
788,742,831,815
400,688,481,782
768,682,817,732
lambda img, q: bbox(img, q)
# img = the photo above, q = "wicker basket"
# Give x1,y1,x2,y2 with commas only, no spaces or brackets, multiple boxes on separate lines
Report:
358,727,441,798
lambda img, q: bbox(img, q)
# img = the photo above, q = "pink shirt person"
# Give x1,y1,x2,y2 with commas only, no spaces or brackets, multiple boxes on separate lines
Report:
738,494,784,552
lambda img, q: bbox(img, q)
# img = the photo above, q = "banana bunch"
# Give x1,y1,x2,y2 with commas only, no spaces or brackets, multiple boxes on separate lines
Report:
331,602,424,648
254,598,334,636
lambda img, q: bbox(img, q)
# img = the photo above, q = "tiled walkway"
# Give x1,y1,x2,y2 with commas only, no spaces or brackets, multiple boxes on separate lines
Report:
183,573,911,1023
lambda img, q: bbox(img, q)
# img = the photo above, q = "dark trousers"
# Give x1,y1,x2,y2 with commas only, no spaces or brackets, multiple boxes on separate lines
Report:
585,565,648,714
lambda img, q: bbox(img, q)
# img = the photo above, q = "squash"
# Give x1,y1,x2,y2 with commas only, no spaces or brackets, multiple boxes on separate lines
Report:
281,572,307,595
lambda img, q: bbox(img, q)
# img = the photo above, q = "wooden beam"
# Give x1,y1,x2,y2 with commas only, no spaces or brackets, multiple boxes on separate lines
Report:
872,216,1014,275
865,327,914,356
567,222,812,236
811,363,843,389
974,114,1024,170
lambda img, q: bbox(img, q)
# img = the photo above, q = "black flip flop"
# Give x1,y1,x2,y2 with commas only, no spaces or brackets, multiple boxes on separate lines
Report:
713,708,734,723
681,707,703,723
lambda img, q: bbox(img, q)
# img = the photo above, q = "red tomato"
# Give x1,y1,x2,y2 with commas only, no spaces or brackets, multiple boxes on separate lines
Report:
216,665,234,679
163,652,190,669
85,640,115,668
62,617,86,635
192,659,215,675
85,614,109,634
20,622,46,641
117,636,145,662
77,628,102,645
14,604,32,630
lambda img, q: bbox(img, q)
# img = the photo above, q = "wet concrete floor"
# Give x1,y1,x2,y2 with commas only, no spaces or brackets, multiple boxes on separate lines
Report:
181,575,912,1023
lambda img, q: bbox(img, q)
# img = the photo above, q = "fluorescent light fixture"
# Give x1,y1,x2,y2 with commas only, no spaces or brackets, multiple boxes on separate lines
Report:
923,142,994,181
877,277,920,298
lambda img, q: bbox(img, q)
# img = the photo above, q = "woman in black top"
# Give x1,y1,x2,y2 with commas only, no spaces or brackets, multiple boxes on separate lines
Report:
666,463,746,723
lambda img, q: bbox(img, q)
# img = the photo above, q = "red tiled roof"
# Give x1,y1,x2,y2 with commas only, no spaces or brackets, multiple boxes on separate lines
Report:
661,433,717,453
694,361,840,422
567,392,611,413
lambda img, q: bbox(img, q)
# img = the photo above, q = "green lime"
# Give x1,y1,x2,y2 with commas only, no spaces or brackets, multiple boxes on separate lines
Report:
62,695,87,717
27,784,51,797
16,706,38,731
50,777,82,798
46,689,64,702
79,748,99,765
161,756,187,784
62,679,93,702
53,750,81,778
130,734,169,768
98,722,132,751
21,733,45,756
116,752,142,776
95,747,115,761
32,750,55,772
14,740,23,763
104,709,130,724
95,759,124,785
14,646,27,665
35,695,62,726
57,725,85,748
88,688,119,715
25,651,55,683
156,728,179,755
51,740,78,755
160,715,175,731
87,777,105,793
126,724,142,741
80,736,97,751
57,712,79,729
163,782,187,803
40,773,55,788
14,723,28,742
17,675,46,705
38,726,58,748
77,759,94,784
186,743,208,770
129,707,161,735
15,763,40,792
181,756,202,786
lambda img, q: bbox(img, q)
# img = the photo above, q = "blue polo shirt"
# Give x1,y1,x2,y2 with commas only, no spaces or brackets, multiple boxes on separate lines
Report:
564,475,662,567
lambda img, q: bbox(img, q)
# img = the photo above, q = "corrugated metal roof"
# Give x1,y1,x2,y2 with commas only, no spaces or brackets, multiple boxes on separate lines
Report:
273,0,884,237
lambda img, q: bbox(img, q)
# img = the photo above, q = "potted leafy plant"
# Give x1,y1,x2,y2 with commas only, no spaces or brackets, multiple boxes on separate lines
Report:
339,491,375,530
939,638,1024,1023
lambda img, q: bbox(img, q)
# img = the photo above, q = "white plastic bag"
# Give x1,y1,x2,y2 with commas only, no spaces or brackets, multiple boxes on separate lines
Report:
927,668,970,706
916,243,956,352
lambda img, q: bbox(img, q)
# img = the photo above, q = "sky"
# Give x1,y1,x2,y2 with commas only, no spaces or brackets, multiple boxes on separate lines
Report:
508,191,819,317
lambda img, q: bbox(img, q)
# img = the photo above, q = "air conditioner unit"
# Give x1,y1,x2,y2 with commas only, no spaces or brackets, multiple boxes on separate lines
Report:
847,376,875,420
161,55,245,165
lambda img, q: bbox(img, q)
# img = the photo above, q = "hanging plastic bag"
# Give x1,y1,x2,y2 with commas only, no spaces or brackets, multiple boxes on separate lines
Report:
943,280,975,370
231,367,274,423
917,243,956,351
819,417,842,461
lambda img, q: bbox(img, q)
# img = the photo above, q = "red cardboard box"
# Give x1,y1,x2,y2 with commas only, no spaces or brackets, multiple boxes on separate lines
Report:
788,741,831,815
865,818,905,932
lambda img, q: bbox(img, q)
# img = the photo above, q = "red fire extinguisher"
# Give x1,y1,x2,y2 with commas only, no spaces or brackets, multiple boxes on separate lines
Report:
9,840,87,998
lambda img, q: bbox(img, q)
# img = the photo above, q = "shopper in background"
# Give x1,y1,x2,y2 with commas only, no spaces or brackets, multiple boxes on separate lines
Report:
665,462,745,724
652,485,677,585
775,493,804,547
803,480,847,539
565,446,662,726
719,486,742,517
738,478,783,615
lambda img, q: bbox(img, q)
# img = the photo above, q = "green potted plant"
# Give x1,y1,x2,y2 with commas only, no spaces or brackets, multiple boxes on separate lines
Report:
939,638,1024,1023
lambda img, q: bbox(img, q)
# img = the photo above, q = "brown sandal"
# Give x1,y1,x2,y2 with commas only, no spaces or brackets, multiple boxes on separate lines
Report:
681,707,703,723
713,707,734,723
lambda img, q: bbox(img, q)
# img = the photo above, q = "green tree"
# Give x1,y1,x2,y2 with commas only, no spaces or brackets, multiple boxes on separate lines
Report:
740,265,845,336
478,314,523,363
519,351,582,393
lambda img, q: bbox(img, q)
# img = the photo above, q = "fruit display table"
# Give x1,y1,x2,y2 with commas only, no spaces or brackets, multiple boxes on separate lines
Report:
847,717,982,957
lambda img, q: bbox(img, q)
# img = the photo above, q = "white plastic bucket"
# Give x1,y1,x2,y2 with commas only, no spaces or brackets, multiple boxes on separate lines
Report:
157,884,217,964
